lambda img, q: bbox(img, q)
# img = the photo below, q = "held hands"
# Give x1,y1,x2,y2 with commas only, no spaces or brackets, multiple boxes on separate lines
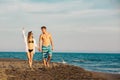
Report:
38,48,42,52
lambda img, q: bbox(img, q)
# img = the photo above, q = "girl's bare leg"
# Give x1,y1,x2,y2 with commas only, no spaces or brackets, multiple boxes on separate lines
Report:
27,52,31,68
30,52,34,68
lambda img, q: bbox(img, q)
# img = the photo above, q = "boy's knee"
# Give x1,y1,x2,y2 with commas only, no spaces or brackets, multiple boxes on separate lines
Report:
48,55,52,58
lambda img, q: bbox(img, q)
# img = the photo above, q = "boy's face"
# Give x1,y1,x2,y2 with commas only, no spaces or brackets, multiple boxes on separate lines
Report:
41,28,46,33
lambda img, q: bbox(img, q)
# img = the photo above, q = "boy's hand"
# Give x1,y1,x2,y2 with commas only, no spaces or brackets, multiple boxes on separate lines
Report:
52,46,54,50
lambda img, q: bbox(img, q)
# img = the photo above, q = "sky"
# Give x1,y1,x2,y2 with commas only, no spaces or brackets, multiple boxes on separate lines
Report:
0,0,120,52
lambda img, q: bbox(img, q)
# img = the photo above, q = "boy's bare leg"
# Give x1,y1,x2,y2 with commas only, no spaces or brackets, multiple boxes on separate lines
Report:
43,58,47,67
47,55,52,67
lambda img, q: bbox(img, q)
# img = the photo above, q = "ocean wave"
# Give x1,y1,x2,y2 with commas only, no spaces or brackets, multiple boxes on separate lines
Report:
82,63,120,67
72,59,86,62
95,68,120,71
84,68,120,74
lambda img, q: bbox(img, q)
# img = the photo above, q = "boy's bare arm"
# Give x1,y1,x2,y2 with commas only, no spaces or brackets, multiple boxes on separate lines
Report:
39,35,42,51
50,34,54,50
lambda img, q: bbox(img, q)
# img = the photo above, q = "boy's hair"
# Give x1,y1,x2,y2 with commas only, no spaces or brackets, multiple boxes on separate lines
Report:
41,26,47,29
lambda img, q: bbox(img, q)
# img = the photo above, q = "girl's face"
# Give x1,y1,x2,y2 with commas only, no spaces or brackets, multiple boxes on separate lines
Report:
28,31,33,39
29,32,33,38
30,33,33,38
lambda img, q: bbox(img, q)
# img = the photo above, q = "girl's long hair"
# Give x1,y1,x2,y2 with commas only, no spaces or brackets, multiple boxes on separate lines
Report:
27,31,33,42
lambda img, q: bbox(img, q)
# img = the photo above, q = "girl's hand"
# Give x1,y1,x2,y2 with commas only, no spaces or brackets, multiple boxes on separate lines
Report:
38,48,42,52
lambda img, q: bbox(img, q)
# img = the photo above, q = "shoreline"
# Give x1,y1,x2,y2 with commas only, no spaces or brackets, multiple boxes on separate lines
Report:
0,58,120,80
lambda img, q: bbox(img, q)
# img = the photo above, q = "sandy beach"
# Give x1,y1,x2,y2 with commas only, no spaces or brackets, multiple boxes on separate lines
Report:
0,58,120,80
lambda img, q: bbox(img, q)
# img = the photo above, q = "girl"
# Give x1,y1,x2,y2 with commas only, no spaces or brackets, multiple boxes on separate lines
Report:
22,28,37,69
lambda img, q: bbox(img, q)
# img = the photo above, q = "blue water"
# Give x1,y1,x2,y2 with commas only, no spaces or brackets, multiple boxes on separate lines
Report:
0,52,120,74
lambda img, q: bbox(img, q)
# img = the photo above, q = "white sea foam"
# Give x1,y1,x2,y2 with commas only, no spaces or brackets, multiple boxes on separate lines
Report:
96,68,120,71
72,59,86,62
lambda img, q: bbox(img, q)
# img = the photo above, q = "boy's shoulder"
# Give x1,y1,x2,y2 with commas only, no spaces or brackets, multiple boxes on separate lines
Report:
40,34,43,37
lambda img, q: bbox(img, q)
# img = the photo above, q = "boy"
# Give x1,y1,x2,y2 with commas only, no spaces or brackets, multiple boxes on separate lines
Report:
39,26,54,67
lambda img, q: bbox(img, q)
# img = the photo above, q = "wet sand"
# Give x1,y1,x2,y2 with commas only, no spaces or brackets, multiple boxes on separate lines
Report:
0,58,120,80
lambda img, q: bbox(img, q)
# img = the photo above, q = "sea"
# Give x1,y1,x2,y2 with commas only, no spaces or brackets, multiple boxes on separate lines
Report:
0,52,120,74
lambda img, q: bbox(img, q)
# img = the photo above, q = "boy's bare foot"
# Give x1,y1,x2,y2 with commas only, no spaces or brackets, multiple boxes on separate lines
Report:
47,62,50,68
